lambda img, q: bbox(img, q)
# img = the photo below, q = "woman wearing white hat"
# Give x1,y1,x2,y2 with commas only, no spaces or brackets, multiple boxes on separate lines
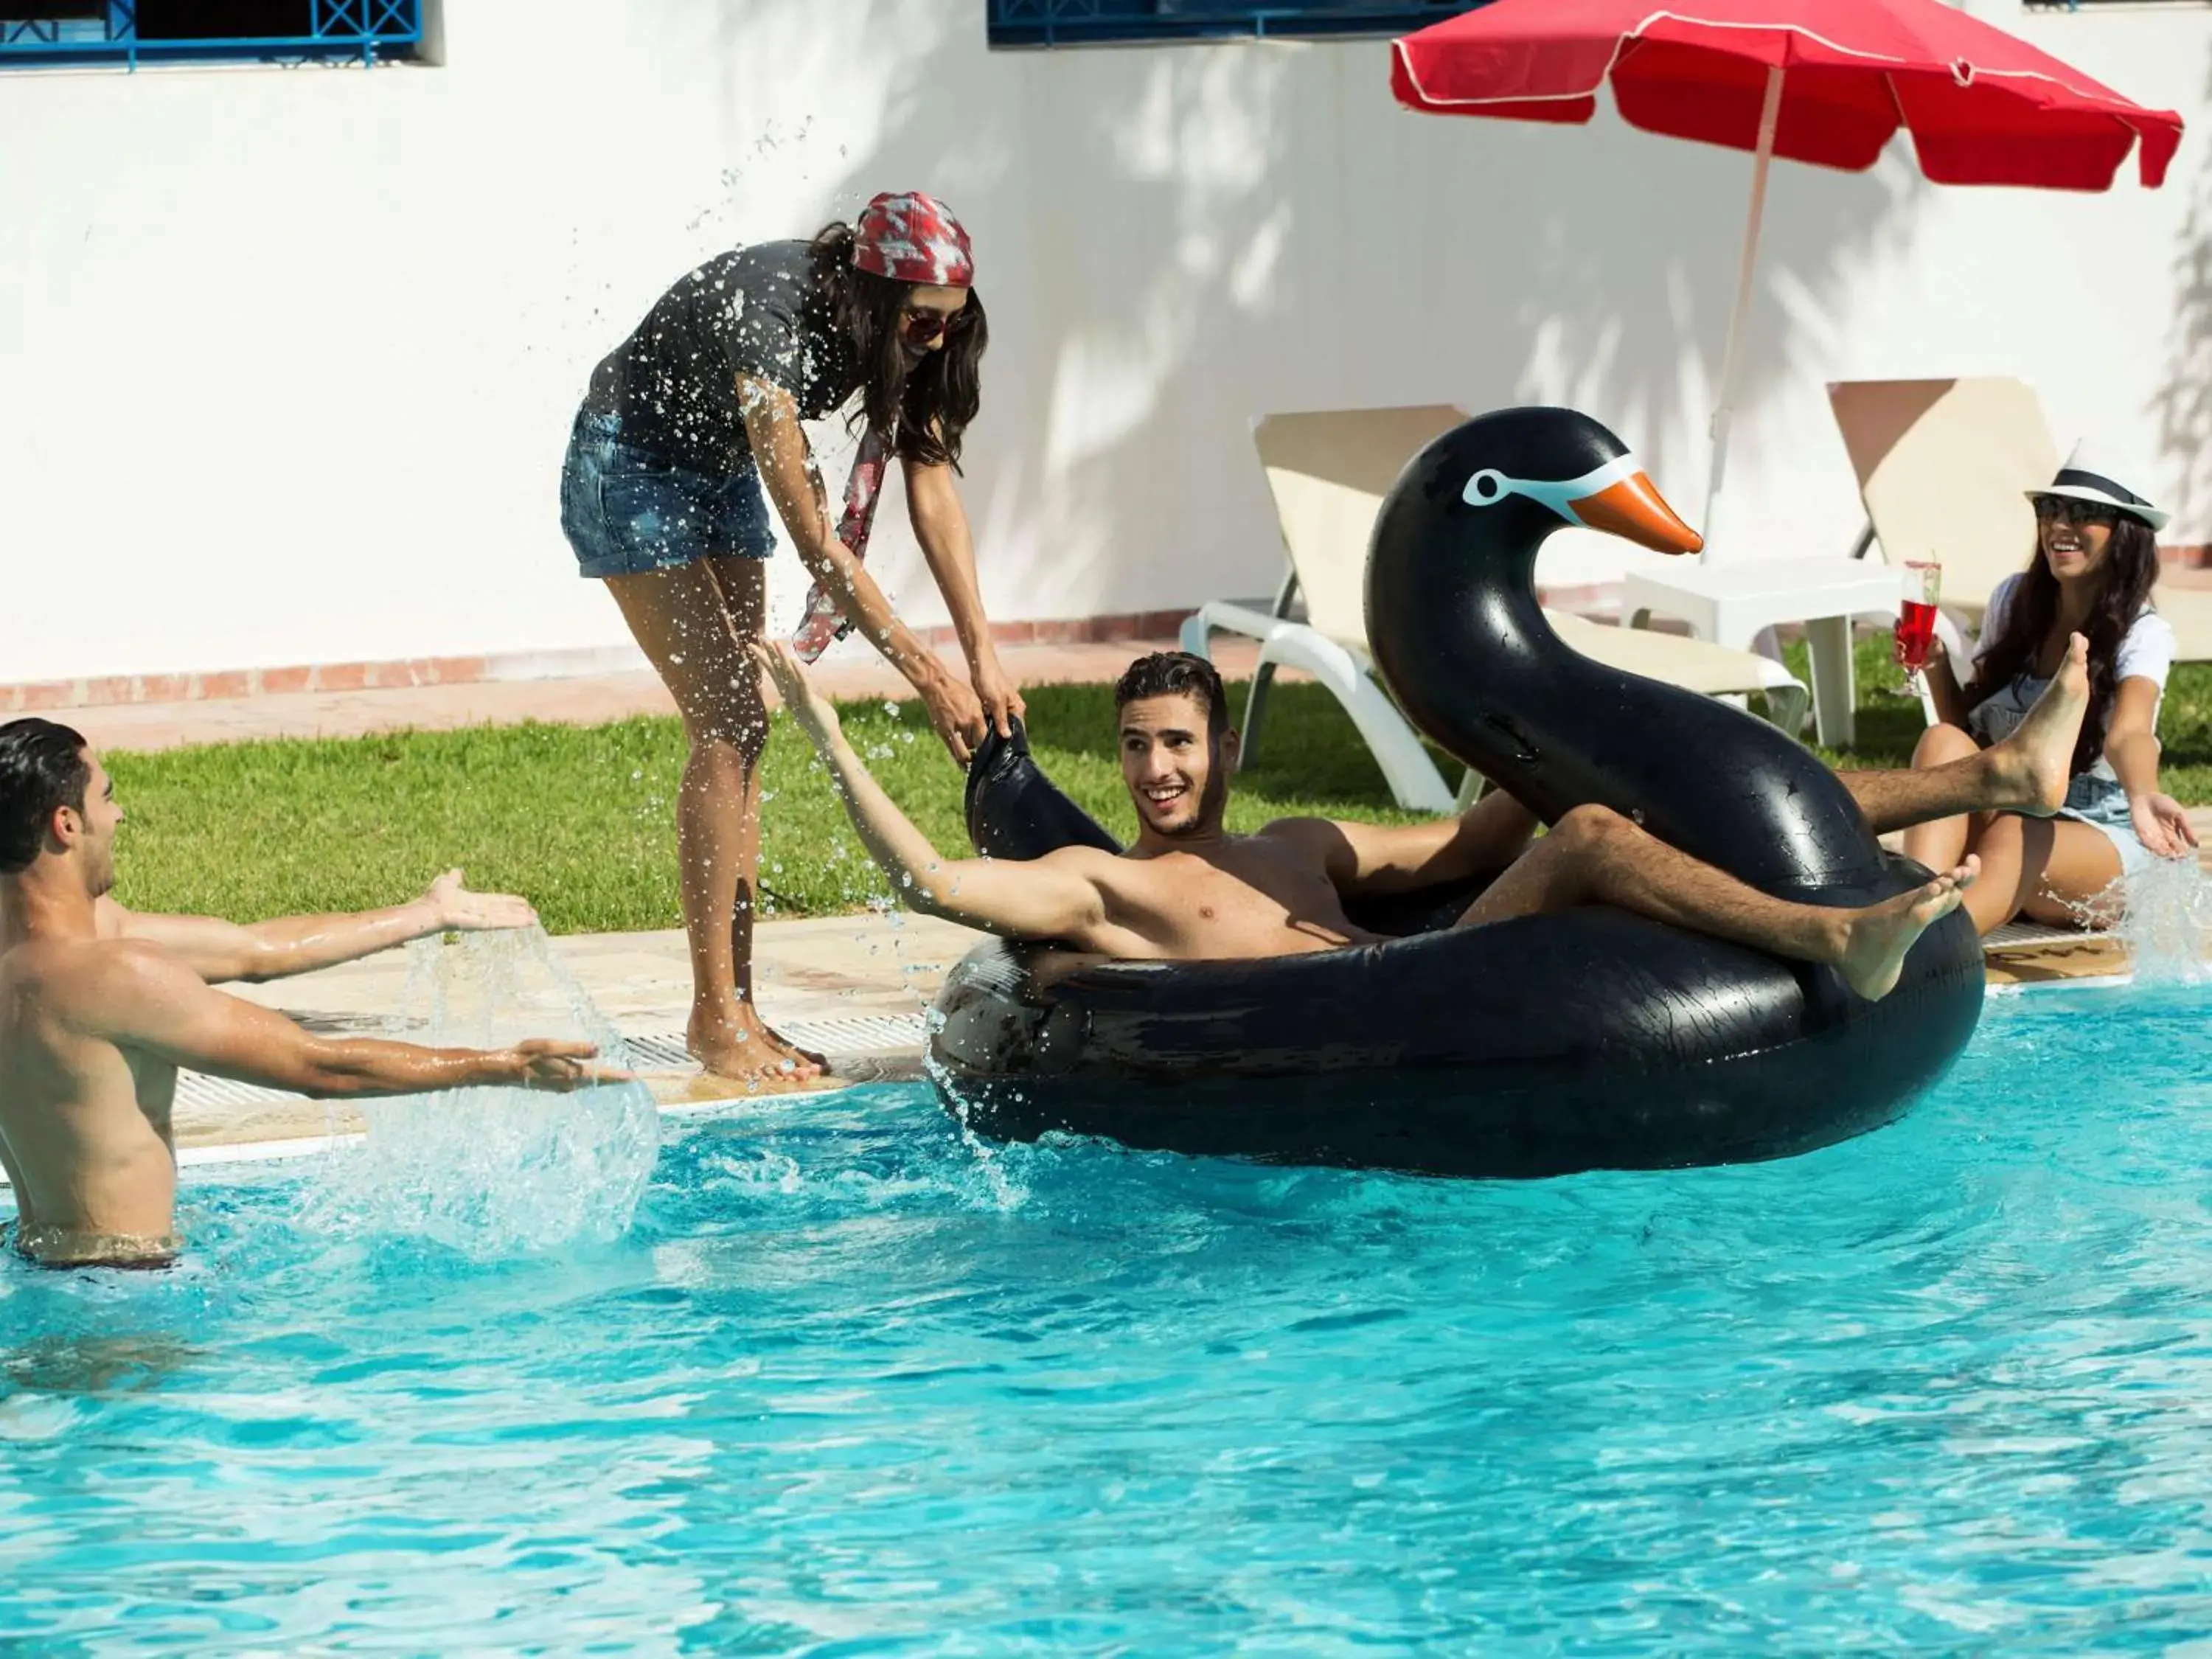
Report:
1903,443,2197,934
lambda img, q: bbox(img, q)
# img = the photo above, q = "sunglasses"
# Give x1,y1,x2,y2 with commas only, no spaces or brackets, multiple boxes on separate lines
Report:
898,305,973,346
2033,496,2120,529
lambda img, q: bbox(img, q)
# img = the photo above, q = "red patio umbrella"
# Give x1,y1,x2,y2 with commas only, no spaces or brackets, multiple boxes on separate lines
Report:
1392,0,2185,554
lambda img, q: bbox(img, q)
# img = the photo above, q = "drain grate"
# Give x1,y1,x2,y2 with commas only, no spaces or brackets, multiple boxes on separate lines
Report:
782,1013,932,1055
617,1033,697,1072
619,1014,929,1074
172,1013,931,1112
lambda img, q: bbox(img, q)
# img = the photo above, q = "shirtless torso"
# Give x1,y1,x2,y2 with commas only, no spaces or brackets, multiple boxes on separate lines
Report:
1047,824,1384,961
0,933,186,1263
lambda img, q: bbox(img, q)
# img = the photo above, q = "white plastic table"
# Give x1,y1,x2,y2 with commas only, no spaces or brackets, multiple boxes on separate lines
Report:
1621,557,1904,749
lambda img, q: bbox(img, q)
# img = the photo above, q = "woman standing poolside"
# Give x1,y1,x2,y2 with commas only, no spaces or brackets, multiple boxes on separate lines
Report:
560,192,1023,1082
1905,445,2198,935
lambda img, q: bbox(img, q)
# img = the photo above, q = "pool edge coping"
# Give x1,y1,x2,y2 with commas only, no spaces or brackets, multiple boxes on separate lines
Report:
0,972,2178,1189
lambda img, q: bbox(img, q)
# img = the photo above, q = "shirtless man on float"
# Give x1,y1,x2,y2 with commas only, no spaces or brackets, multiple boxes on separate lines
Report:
0,717,629,1270
754,633,2095,992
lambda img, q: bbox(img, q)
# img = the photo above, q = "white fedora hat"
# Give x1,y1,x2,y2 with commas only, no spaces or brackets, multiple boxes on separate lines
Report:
2025,441,2169,532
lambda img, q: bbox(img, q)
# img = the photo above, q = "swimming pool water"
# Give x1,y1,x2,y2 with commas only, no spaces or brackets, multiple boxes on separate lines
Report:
4,987,2211,1653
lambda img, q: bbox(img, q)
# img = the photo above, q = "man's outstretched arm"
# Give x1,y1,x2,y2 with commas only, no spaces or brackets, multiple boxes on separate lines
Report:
77,945,627,1099
751,641,1110,942
97,870,538,984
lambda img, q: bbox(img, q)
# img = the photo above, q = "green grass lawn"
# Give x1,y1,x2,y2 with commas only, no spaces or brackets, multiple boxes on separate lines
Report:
102,680,1430,934
102,642,2212,934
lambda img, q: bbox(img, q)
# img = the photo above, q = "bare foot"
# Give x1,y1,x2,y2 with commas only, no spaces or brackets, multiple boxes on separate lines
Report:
1992,632,2089,815
1835,857,1980,1001
687,1004,827,1084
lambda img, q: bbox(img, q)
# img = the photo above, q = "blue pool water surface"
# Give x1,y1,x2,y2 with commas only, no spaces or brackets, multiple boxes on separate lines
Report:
4,987,2211,1653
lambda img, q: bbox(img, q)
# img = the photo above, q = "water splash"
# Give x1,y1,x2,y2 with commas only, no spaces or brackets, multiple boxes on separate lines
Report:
921,1032,1032,1214
305,931,660,1258
2107,855,2212,986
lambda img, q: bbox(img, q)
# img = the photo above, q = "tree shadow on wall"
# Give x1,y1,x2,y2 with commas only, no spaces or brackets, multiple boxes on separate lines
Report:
695,0,1921,614
2154,41,2212,535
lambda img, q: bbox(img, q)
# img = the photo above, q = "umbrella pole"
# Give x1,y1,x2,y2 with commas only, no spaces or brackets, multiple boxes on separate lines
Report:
1700,63,1784,563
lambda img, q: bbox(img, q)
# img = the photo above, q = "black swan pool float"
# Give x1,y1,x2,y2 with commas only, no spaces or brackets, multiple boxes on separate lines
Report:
928,408,1983,1178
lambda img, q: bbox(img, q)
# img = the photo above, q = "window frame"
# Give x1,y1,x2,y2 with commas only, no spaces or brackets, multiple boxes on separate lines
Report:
0,1,422,71
986,0,1487,52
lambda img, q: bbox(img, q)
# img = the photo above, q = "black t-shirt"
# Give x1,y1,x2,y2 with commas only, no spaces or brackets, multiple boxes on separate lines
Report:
581,240,863,476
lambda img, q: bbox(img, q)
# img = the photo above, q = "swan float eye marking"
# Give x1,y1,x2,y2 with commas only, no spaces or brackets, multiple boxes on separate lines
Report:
1461,451,1704,556
1460,452,1644,526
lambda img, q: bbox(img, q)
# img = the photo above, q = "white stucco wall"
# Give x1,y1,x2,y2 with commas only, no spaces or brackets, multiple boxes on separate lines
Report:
1,0,2207,684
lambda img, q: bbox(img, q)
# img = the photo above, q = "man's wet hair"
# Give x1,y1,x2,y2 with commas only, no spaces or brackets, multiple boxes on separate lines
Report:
1113,651,1228,738
0,718,91,875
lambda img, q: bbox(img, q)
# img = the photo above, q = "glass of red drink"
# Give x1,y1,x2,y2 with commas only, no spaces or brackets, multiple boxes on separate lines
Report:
1895,560,1942,698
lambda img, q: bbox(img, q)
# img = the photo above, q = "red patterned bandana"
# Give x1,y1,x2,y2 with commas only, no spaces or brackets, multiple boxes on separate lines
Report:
852,191,974,288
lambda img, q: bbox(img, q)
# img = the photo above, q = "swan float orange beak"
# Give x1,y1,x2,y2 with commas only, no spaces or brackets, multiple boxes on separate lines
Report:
1568,469,1704,557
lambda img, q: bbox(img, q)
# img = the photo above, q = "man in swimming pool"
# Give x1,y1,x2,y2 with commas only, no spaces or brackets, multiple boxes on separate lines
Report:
0,718,630,1270
755,632,2094,1001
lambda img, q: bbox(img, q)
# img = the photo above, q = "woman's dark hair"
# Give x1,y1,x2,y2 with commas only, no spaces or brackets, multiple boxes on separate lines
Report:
810,221,987,470
1964,510,2162,776
1114,651,1228,738
0,718,91,874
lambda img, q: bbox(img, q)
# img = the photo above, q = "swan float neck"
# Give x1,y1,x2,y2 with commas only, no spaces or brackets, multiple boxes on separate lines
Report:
1365,407,1884,895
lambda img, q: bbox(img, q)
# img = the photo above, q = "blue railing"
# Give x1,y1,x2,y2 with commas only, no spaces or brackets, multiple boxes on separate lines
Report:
987,0,1486,49
0,1,420,69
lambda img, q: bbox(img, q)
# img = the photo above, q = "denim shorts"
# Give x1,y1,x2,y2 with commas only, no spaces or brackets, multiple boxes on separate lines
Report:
2059,773,2157,880
558,410,777,578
